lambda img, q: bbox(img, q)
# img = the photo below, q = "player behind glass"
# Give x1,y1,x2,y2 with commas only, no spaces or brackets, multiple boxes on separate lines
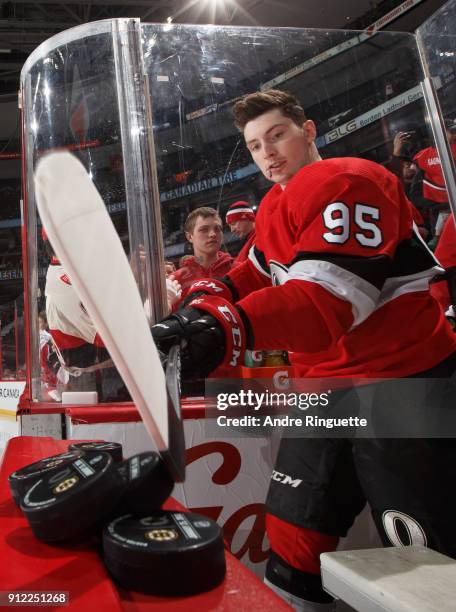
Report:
171,207,233,298
226,201,256,264
152,90,456,611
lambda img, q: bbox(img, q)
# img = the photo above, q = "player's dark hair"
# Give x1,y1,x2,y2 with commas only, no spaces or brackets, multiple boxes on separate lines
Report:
184,206,222,234
233,89,306,132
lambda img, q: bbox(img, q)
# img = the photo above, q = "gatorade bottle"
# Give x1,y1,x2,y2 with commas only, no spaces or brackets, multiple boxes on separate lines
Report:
244,350,264,367
263,350,290,367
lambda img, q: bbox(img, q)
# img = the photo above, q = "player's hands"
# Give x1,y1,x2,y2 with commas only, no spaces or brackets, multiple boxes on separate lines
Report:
166,278,182,312
151,296,245,378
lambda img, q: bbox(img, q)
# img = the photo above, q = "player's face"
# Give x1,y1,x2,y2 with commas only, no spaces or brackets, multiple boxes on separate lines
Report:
230,219,254,239
186,215,223,256
244,109,316,188
402,160,417,183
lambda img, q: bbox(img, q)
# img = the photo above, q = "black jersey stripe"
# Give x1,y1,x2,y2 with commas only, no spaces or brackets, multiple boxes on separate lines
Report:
249,245,271,278
286,258,380,326
291,228,440,289
390,232,441,278
291,251,391,291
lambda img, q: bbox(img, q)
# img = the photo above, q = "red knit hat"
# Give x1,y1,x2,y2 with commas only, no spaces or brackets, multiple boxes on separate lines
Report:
226,201,255,224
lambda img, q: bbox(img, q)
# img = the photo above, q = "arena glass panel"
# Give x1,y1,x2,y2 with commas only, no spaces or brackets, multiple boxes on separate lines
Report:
20,18,451,405
140,25,439,265
20,21,142,404
416,0,456,219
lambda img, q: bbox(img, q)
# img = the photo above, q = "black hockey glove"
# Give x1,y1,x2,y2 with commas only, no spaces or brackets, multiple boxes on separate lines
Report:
152,296,245,378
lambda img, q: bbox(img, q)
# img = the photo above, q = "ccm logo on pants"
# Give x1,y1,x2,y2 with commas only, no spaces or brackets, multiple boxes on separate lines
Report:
271,470,302,488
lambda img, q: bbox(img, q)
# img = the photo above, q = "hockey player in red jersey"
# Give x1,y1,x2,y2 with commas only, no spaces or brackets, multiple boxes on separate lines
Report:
413,119,456,205
431,213,456,319
172,206,233,297
413,118,456,239
152,90,456,611
226,201,256,264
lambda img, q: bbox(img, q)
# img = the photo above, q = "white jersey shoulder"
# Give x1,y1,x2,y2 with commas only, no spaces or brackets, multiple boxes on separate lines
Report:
45,264,98,344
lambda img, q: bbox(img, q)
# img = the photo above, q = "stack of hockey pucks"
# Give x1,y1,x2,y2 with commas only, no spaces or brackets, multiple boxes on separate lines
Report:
69,441,123,462
18,449,125,542
9,442,226,596
8,449,85,508
9,442,126,541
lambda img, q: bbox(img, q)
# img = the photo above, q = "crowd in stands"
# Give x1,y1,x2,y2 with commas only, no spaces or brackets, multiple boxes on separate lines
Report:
0,304,24,379
384,119,456,248
154,57,444,199
315,64,421,134
0,182,21,220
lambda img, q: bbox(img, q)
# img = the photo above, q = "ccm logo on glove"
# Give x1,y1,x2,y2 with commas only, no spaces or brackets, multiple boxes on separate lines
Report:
218,304,243,367
189,297,245,368
185,278,233,304
192,280,224,293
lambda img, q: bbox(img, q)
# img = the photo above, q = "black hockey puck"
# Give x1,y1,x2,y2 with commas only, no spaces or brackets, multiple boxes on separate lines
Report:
69,441,123,462
21,452,125,543
116,452,174,515
8,450,84,507
103,511,226,595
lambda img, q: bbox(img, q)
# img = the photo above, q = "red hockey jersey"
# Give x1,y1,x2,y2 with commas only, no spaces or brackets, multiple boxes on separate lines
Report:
432,214,456,311
413,144,456,203
173,251,233,296
225,158,456,378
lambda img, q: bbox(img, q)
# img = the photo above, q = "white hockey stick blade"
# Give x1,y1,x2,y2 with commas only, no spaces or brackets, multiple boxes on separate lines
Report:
35,151,185,481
